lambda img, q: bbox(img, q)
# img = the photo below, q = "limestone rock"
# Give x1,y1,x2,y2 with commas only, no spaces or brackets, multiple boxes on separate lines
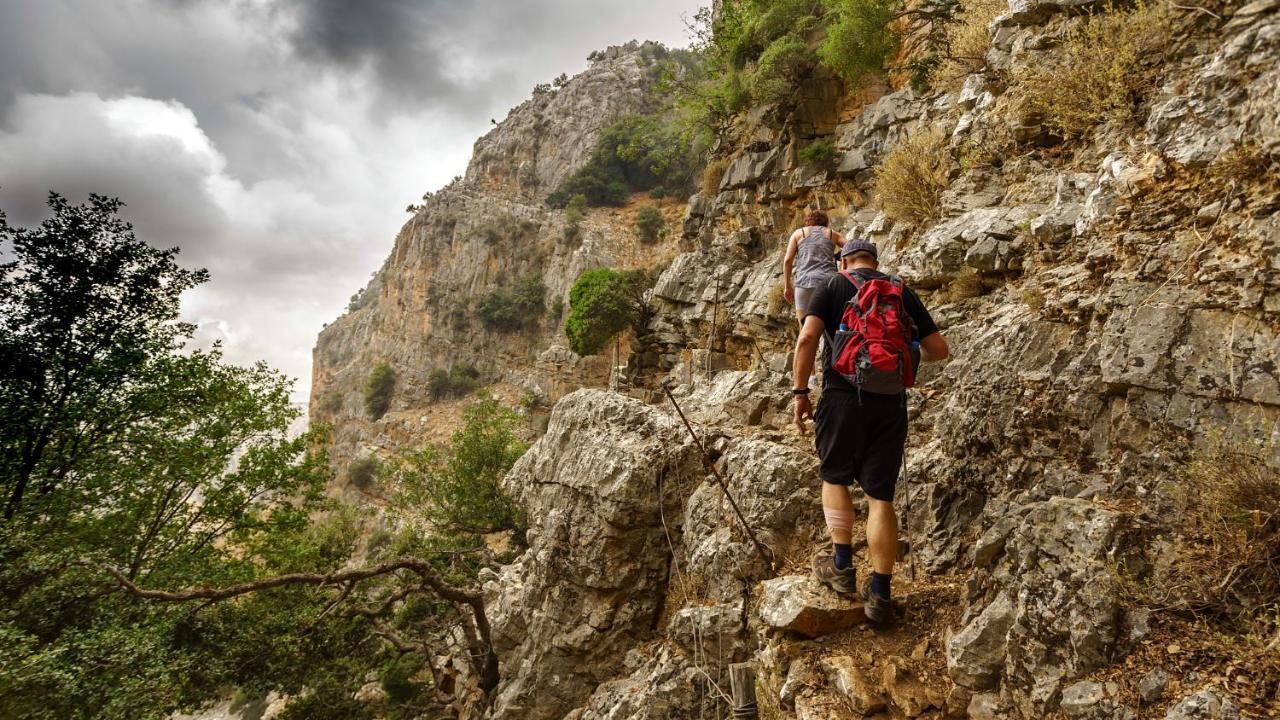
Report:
896,206,1036,287
1163,688,1241,720
822,655,889,716
1139,667,1171,704
947,591,1015,690
1146,7,1280,165
486,390,704,720
563,644,697,720
1060,681,1105,717
758,575,865,638
721,148,784,190
881,658,945,717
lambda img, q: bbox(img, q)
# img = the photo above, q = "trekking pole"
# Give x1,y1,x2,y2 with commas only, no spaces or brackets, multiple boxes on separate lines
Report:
661,381,777,574
902,446,916,583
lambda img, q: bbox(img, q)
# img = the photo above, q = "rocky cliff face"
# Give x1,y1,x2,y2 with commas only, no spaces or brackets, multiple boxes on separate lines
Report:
310,43,685,473
312,4,1279,718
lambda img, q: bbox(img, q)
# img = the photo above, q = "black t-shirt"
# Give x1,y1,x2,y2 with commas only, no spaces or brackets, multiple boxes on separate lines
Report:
804,268,940,394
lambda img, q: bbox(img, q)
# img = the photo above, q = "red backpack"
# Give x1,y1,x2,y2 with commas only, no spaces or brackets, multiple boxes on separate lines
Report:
829,271,917,394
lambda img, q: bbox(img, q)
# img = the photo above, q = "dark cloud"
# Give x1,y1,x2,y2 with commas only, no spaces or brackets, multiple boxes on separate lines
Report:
286,0,473,104
0,0,705,395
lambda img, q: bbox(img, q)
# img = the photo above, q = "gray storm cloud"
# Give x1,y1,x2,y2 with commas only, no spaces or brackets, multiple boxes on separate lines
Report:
0,0,703,396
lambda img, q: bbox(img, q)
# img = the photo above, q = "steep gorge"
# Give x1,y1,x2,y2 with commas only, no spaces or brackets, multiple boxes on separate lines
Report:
311,3,1280,718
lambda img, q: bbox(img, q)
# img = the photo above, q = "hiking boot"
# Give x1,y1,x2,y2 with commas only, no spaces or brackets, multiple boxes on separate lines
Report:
812,552,857,595
861,575,891,625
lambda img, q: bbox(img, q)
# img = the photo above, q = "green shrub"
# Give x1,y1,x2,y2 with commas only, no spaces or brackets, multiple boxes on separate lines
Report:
364,362,396,419
379,653,425,703
564,193,587,225
347,455,379,490
429,363,482,401
519,390,546,412
564,268,645,356
751,33,814,105
818,0,900,86
477,274,545,332
318,391,343,414
449,306,469,331
798,137,839,169
547,115,699,208
397,395,528,536
635,206,665,243
549,296,565,321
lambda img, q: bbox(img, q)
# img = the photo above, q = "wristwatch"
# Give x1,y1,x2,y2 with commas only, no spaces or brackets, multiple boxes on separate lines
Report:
792,388,810,396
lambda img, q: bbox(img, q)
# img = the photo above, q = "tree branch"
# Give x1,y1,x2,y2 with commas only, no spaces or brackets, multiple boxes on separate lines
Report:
98,557,501,696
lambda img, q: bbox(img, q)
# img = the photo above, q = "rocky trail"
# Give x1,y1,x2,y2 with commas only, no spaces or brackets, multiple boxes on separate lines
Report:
309,1,1280,717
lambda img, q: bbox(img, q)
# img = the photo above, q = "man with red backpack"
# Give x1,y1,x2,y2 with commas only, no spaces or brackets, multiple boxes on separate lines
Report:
791,239,949,624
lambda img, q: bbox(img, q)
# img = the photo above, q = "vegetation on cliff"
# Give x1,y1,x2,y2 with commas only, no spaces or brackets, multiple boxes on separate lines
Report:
0,195,528,718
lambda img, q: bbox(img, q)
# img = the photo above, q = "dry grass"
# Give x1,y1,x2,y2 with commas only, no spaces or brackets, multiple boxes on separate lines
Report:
871,125,951,227
701,157,731,197
1009,0,1172,138
1127,431,1280,648
1020,288,1046,311
936,0,1006,86
931,267,984,303
767,279,788,317
1211,141,1278,183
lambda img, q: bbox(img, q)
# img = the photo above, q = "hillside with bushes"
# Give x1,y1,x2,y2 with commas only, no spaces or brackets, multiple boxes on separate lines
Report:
307,2,1279,718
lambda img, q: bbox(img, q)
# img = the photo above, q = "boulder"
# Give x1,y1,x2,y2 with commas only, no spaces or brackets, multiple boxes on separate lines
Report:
947,591,1015,690
896,206,1037,287
1163,688,1241,720
1139,667,1171,704
822,655,889,716
486,390,704,720
1060,681,1106,717
758,575,866,638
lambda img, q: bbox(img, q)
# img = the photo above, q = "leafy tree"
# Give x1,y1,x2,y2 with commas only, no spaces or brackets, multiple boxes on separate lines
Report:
546,115,699,208
0,193,357,719
477,274,545,332
818,0,901,87
428,362,482,401
635,206,665,242
0,194,509,719
395,395,527,538
364,362,396,419
0,194,209,520
564,268,646,356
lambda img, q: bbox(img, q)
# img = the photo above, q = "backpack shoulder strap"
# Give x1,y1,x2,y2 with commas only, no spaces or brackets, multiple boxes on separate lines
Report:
839,270,865,290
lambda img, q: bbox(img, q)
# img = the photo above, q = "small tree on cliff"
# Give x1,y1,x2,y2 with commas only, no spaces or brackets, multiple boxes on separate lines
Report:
564,268,642,356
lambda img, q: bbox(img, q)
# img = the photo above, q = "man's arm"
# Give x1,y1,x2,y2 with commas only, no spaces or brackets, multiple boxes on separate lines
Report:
782,231,799,302
792,314,825,434
919,331,949,363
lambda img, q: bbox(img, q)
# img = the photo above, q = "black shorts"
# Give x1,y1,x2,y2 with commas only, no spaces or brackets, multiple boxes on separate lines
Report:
813,390,907,502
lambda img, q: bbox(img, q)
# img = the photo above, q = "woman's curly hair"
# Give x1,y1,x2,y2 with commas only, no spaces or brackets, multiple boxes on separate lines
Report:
803,209,829,227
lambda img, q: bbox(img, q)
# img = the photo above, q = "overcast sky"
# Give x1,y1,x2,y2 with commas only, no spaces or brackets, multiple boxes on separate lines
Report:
0,0,703,400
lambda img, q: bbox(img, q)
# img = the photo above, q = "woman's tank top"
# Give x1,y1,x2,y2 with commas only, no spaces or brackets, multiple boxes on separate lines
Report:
793,226,837,289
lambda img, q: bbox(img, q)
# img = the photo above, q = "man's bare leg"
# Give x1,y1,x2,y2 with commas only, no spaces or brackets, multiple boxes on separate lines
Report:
866,499,898,599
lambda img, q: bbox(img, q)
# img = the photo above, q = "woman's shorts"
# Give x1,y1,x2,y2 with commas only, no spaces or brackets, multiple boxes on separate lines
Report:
794,286,818,314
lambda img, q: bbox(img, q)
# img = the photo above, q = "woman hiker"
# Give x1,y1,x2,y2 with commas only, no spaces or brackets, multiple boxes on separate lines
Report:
782,209,847,325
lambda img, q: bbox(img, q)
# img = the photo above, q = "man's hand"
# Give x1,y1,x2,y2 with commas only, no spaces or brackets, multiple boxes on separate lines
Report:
793,394,813,434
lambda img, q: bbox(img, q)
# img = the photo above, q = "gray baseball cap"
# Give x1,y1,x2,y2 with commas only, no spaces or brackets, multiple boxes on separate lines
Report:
840,239,878,259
